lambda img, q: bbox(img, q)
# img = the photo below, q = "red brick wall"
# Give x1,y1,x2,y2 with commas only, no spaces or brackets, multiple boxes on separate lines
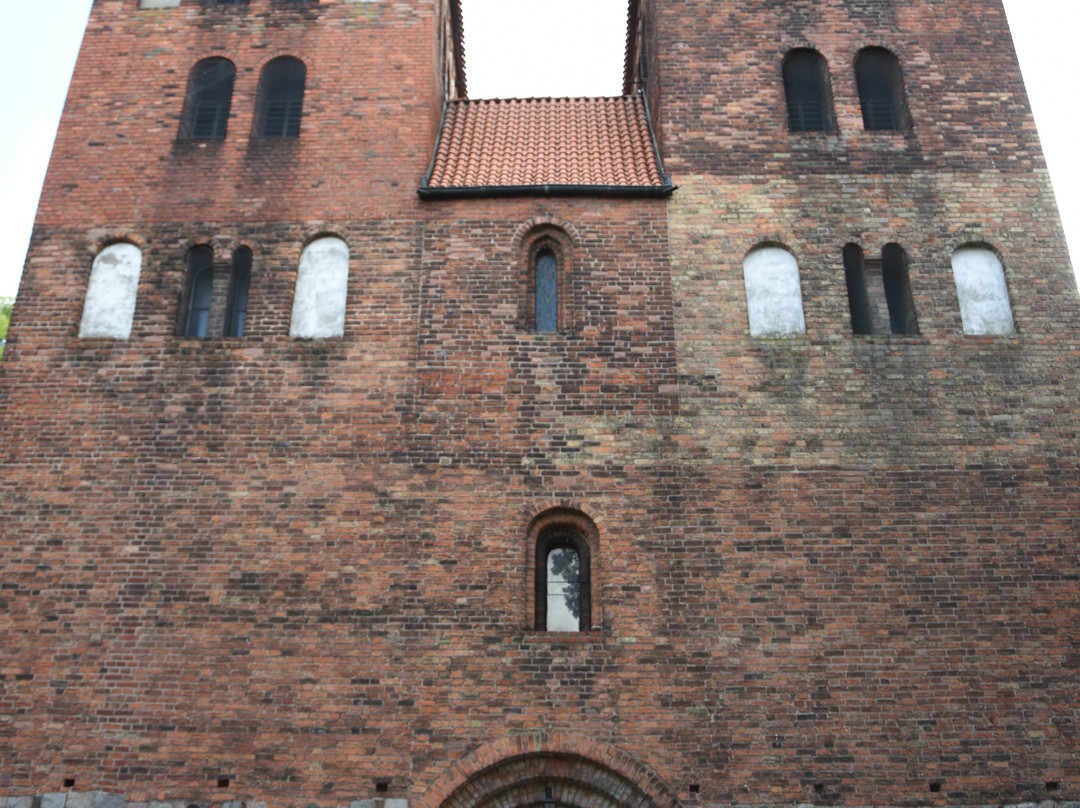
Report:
1,0,1078,806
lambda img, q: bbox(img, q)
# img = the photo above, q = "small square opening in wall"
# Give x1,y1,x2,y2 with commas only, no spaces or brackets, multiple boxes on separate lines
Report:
375,780,390,793
688,784,700,794
1046,782,1060,792
813,784,825,794
63,778,75,789
217,777,230,788
929,782,942,793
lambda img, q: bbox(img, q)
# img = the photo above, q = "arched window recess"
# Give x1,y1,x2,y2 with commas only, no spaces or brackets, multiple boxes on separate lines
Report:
255,56,306,138
180,245,251,338
535,527,592,632
179,57,236,140
855,47,911,131
782,49,835,133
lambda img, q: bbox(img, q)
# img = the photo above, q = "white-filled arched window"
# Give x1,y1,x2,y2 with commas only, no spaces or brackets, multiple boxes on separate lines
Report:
951,247,1015,335
742,245,806,337
290,236,349,339
79,243,142,339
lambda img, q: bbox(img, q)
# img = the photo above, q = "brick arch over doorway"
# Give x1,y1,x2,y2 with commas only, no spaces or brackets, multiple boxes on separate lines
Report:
415,733,682,808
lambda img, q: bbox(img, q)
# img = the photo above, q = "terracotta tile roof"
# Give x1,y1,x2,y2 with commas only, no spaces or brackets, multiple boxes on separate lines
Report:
420,96,672,198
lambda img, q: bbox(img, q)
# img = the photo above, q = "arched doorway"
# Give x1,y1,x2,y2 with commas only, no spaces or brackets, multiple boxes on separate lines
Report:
418,733,681,808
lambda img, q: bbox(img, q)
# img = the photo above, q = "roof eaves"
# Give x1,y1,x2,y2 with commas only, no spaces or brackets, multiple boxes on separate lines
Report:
417,183,676,200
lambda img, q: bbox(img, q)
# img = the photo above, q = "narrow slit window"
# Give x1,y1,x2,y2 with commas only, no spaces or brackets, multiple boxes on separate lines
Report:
843,243,873,335
844,243,917,335
184,246,214,337
882,243,918,334
783,49,834,133
855,48,910,131
226,248,252,337
535,248,558,332
256,57,306,138
179,58,235,140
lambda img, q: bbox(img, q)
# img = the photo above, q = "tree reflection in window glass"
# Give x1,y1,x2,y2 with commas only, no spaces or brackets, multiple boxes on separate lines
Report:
546,545,581,631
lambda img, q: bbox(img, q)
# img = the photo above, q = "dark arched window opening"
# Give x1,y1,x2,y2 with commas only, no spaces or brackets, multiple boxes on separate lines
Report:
179,58,235,140
881,243,917,334
226,247,251,337
843,243,873,335
855,48,910,131
782,49,834,132
535,529,591,632
181,245,253,338
535,248,558,332
843,243,917,335
256,57,306,138
184,246,214,337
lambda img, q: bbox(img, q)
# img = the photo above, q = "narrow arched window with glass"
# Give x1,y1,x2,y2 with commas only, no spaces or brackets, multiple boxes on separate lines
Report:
534,248,558,332
184,246,214,337
535,529,591,632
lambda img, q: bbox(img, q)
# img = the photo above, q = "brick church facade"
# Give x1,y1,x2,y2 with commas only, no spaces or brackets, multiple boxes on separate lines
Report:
1,0,1077,806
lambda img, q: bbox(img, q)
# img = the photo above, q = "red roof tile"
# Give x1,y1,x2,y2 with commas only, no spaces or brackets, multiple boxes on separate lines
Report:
421,96,671,197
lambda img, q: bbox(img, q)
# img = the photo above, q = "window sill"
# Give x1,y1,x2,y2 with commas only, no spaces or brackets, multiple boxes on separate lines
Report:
523,631,602,644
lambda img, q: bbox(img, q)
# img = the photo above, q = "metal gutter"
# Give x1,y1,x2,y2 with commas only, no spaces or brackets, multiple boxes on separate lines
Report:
417,183,676,200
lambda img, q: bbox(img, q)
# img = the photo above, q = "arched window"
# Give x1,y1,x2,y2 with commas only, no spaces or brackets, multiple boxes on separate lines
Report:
535,528,591,632
518,224,574,333
782,49,834,132
226,247,252,337
255,57,306,138
535,248,559,332
181,245,252,338
184,246,214,337
951,246,1015,335
179,58,235,140
290,236,349,339
843,243,918,335
855,48,910,131
79,243,143,340
742,245,806,337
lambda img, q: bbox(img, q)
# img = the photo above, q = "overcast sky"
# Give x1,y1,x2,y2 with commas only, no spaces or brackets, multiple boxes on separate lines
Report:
0,0,1076,298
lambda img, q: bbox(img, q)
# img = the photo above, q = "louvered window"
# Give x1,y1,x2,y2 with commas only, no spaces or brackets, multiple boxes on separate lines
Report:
783,50,834,133
855,48,910,131
256,57,306,138
179,58,235,140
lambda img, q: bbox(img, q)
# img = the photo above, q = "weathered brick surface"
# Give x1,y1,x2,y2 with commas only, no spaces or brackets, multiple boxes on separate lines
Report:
1,1,1077,807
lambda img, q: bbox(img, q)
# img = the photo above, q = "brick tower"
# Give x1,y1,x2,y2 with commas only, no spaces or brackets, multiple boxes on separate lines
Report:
1,1,1077,808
